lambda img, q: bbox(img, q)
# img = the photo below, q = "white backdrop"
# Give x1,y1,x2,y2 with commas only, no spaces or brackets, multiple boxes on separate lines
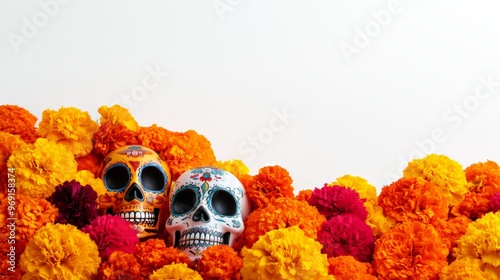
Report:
1,1,500,193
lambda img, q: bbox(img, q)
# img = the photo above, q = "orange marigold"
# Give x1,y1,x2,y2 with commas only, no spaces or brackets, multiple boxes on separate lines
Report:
328,255,375,276
92,121,138,158
98,251,142,280
0,104,39,143
451,192,491,220
432,215,471,254
160,130,217,182
244,165,294,209
214,159,250,182
0,131,26,164
76,152,103,178
295,189,313,202
465,160,500,195
197,245,243,280
137,124,175,153
373,221,449,280
234,197,325,251
0,194,58,257
378,177,448,224
134,238,194,277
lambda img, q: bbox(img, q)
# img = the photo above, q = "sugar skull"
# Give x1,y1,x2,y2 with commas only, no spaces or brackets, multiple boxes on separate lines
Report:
165,166,250,260
99,145,171,239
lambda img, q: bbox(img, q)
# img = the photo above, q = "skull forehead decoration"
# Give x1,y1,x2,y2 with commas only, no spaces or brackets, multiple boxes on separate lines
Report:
165,166,250,260
99,145,171,239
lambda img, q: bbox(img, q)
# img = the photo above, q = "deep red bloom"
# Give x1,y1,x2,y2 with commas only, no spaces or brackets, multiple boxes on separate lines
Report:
308,185,368,221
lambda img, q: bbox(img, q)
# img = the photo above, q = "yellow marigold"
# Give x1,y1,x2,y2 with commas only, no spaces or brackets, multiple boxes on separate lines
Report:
214,159,250,182
403,154,468,206
440,258,488,280
465,160,500,195
364,203,396,238
330,174,378,207
455,211,500,277
98,104,139,131
0,104,39,143
241,226,333,280
373,221,449,280
20,223,101,279
38,107,99,157
74,170,107,197
0,131,26,164
0,194,58,255
7,138,78,199
150,263,202,280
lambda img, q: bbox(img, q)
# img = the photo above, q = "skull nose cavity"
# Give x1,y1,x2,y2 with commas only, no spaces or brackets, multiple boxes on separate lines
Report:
125,183,144,202
192,206,210,223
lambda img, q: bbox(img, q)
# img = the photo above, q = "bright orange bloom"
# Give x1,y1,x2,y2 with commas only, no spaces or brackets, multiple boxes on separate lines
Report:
244,165,294,209
0,104,39,143
197,245,243,280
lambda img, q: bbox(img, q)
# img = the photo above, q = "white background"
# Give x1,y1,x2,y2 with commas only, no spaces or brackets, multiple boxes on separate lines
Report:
1,1,500,193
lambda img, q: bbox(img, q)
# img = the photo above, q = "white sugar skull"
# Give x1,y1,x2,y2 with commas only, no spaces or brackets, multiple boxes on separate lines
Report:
165,166,250,260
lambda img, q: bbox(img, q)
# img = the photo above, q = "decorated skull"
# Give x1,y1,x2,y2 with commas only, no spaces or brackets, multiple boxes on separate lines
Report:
99,145,171,239
165,166,250,260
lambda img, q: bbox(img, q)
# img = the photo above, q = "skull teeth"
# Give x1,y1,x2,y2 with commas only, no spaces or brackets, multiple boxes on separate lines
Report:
119,211,156,226
177,229,225,250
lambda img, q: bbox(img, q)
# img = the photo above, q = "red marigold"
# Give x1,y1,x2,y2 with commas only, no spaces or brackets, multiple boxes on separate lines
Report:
432,215,471,255
160,130,217,182
98,251,142,280
244,165,294,209
465,160,500,195
92,121,138,158
134,238,194,277
76,152,103,178
373,221,449,280
308,185,367,221
490,192,500,212
233,197,325,251
197,245,243,280
0,105,39,143
451,192,491,220
378,177,448,224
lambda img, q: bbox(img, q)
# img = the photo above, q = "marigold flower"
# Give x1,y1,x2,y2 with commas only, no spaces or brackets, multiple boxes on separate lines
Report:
20,223,101,279
308,184,367,221
161,130,217,181
48,180,98,229
82,215,139,261
38,107,99,157
451,192,491,220
0,104,39,143
98,104,139,131
74,169,107,196
403,154,468,206
7,138,78,199
0,131,26,164
455,211,500,276
241,226,333,280
98,251,142,280
440,258,489,280
137,124,175,153
295,189,313,202
76,152,103,177
373,221,448,280
432,215,471,253
244,165,294,209
330,174,378,207
150,263,202,280
0,194,58,256
318,214,374,262
364,202,396,238
92,121,138,157
234,197,325,251
214,159,250,182
465,160,500,195
197,245,243,280
328,255,376,280
490,192,500,212
378,177,448,224
134,238,194,277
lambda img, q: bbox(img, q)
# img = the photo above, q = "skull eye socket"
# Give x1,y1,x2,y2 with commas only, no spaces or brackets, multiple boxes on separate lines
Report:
104,164,131,191
140,165,166,192
171,188,199,215
211,190,237,216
